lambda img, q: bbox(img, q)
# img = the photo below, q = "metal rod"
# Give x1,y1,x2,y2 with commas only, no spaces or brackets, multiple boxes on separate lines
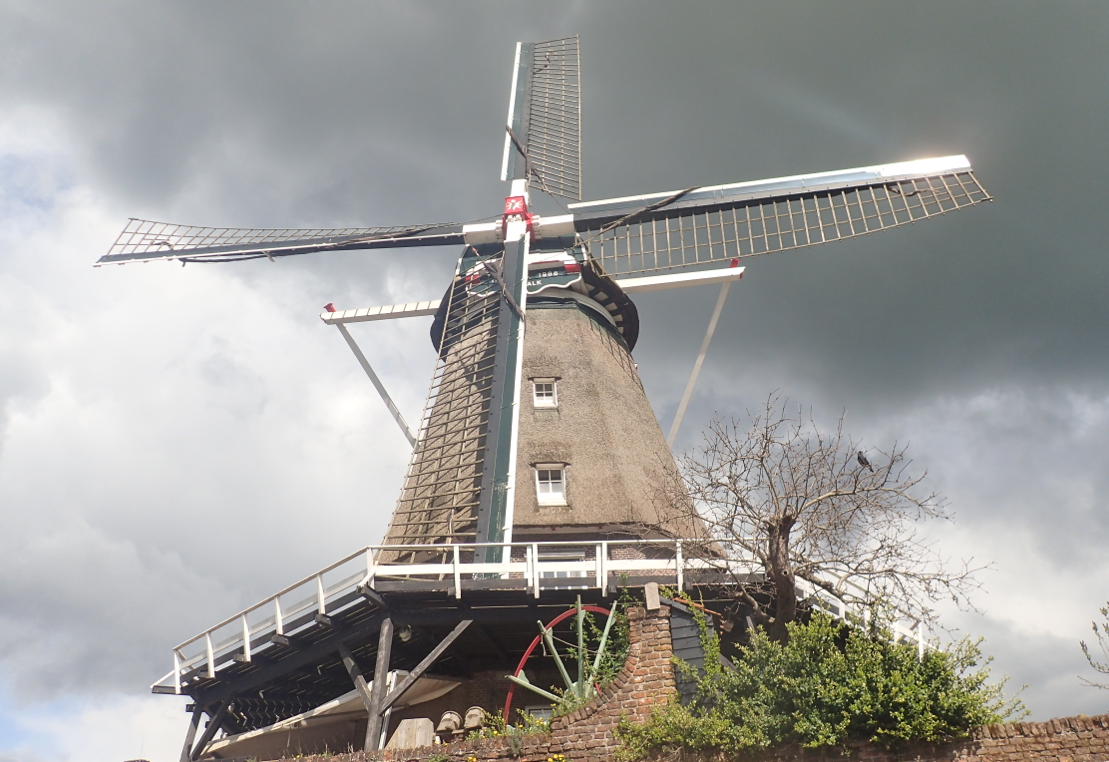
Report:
335,323,417,447
506,672,561,702
576,596,585,696
541,620,574,691
591,601,619,678
667,281,732,447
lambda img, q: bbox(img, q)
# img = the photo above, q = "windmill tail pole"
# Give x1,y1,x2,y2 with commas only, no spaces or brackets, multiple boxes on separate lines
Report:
667,280,732,447
333,322,418,446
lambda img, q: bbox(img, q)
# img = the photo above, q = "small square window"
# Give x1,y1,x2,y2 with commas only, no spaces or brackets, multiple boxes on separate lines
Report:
535,465,566,506
532,379,558,408
523,704,553,721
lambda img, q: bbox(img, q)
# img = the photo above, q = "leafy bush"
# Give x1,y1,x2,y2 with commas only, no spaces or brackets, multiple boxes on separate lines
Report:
617,613,1024,758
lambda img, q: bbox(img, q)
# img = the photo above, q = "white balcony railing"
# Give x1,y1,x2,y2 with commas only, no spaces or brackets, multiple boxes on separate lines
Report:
151,539,927,694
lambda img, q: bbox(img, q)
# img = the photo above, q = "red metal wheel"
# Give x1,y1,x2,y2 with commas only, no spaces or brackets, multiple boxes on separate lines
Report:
502,604,611,721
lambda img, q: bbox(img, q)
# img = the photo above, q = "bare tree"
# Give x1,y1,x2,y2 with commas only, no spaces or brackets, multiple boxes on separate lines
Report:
662,393,984,643
1080,602,1109,689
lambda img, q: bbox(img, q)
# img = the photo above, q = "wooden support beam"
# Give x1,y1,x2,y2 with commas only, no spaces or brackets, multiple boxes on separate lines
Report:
192,605,564,707
192,611,388,706
359,584,388,610
475,624,510,661
188,698,229,761
366,617,394,751
381,619,472,713
337,643,376,752
179,705,203,762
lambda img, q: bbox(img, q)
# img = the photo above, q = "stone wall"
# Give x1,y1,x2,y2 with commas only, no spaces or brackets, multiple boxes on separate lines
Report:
274,605,1109,762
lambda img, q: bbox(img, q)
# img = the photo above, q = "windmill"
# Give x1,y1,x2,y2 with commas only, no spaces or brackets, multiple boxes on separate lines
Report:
98,36,987,561
99,37,990,758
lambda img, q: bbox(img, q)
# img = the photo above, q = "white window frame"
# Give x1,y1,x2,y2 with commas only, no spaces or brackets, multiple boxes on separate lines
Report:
531,378,558,408
535,464,567,506
523,704,554,721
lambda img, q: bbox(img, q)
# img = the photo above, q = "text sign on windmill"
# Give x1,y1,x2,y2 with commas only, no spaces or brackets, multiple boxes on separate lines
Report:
98,35,989,563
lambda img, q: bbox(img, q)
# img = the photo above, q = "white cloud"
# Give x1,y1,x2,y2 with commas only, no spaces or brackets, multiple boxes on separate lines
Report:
0,119,428,703
0,690,188,762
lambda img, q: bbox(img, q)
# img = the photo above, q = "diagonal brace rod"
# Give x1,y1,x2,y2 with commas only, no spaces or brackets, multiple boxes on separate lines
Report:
334,323,417,446
187,698,230,761
667,281,732,448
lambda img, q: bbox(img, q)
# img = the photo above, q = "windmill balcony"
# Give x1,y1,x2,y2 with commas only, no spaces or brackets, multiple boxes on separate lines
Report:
152,538,927,696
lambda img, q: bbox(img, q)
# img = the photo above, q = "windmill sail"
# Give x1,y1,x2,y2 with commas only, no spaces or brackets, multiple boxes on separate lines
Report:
501,36,582,200
567,155,989,277
379,239,528,560
378,247,502,554
96,218,464,265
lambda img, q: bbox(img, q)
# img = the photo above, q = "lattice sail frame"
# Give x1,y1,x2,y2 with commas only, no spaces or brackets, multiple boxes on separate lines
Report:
96,218,464,265
575,167,990,277
501,36,582,201
378,247,505,557
526,37,582,200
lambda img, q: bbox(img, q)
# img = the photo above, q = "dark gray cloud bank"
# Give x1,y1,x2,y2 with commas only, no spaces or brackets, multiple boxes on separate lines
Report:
1,2,1108,758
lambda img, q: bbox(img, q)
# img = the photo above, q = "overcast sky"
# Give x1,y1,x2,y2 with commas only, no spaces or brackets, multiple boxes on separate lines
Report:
1,2,1108,760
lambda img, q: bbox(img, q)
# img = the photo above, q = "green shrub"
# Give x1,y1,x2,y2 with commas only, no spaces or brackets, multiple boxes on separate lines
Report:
466,708,551,740
617,613,1024,758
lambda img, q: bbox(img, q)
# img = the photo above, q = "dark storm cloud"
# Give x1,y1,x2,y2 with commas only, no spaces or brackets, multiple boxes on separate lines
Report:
5,1,1105,402
599,3,1109,408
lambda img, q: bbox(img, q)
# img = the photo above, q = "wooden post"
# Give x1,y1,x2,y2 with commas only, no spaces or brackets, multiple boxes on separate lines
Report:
179,705,203,762
337,643,376,752
366,617,394,751
185,699,229,761
381,619,472,712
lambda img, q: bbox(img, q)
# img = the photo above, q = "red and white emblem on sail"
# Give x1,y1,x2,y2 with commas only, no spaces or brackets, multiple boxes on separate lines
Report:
502,195,534,239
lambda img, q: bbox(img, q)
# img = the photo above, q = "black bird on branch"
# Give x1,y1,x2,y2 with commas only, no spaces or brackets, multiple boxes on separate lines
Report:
857,451,874,472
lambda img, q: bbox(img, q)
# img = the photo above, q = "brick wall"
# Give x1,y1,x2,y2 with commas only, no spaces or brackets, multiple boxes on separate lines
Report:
544,603,676,759
732,715,1109,762
275,606,1109,762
